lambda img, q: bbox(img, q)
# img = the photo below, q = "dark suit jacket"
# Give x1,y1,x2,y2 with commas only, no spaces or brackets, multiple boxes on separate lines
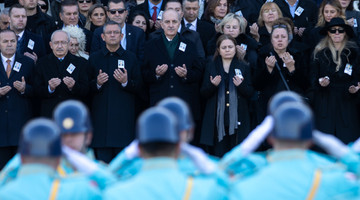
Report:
230,0,262,24
129,0,168,32
181,19,216,57
91,24,146,62
142,33,203,119
17,30,46,59
89,47,142,148
34,53,89,117
0,54,35,147
274,0,318,41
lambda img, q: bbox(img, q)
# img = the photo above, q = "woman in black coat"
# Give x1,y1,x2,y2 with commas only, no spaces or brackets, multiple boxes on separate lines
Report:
310,17,360,143
200,34,254,157
253,23,310,121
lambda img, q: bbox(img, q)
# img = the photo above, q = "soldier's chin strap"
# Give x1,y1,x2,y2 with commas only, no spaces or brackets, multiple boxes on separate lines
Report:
62,146,99,175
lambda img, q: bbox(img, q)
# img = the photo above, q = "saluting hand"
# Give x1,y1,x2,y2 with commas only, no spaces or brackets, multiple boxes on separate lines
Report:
13,76,26,93
155,64,168,76
48,78,61,91
0,85,11,96
114,68,128,84
63,76,75,90
175,64,187,78
210,75,221,86
97,69,109,86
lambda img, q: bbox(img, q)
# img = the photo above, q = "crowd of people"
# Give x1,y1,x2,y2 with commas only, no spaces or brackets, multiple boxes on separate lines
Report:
1,0,360,195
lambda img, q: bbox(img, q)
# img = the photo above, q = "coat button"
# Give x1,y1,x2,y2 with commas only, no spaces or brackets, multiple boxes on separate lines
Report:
6,96,9,99
226,103,230,107
171,76,173,78
4,110,7,113
170,85,174,88
226,91,229,94
171,64,174,67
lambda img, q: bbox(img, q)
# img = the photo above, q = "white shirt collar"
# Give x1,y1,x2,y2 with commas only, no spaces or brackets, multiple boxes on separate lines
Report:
184,18,198,31
1,53,15,71
17,30,25,39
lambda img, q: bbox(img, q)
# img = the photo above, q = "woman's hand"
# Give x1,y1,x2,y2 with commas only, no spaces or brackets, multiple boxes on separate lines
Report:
281,52,295,73
233,75,244,86
236,45,246,60
349,82,360,94
210,75,221,86
249,23,260,42
265,56,276,73
319,76,330,87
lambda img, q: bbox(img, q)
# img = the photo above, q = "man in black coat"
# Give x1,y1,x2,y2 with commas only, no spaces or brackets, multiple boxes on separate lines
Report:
91,0,146,62
58,0,92,53
19,0,57,52
9,4,46,63
0,29,35,169
142,9,203,122
34,30,89,118
182,0,215,56
274,0,318,42
89,21,142,163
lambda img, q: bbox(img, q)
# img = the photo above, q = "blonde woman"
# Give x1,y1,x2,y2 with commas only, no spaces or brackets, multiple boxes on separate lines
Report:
249,2,283,46
310,17,360,143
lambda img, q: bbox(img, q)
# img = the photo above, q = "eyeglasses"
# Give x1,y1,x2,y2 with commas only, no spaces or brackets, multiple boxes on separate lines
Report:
38,4,47,9
108,9,126,15
78,0,92,3
329,28,345,34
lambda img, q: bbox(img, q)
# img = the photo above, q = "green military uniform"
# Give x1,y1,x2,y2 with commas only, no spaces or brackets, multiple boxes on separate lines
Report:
229,149,359,200
0,164,101,200
104,158,228,200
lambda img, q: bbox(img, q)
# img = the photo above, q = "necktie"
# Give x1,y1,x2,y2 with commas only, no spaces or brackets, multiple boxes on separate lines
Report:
6,60,11,78
186,23,192,29
152,6,157,22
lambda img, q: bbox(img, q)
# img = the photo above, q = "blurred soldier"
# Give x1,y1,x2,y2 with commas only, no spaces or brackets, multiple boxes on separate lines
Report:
109,97,216,178
0,118,102,199
34,30,88,117
104,107,227,199
0,100,116,189
229,102,359,199
9,4,46,62
0,29,35,169
89,21,142,163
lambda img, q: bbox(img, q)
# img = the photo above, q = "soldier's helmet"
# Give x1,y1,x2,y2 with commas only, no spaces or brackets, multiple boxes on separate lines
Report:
157,97,194,132
19,118,62,157
137,107,179,144
268,91,303,116
53,100,92,134
272,102,313,140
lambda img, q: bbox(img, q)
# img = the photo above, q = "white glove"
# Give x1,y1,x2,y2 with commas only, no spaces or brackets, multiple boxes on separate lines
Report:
62,146,99,175
239,115,274,156
181,143,216,174
124,140,139,160
313,130,349,158
352,137,360,153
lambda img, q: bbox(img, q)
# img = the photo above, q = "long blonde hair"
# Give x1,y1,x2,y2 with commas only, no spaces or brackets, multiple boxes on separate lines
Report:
313,34,356,71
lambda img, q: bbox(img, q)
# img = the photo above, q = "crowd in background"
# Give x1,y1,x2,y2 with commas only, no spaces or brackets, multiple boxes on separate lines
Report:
0,0,360,169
